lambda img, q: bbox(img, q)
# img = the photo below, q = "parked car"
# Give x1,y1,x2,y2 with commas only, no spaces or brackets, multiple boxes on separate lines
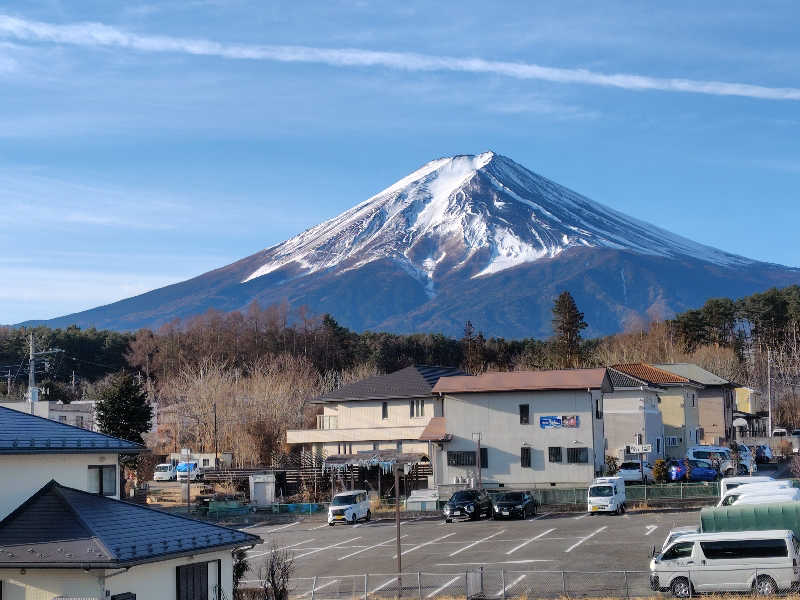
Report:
668,459,719,482
719,475,775,497
443,489,493,522
753,445,773,464
650,529,800,597
491,490,536,519
328,490,371,525
587,476,626,514
153,463,176,481
772,428,788,437
618,460,654,483
729,489,800,506
718,481,793,506
659,526,700,552
686,445,751,476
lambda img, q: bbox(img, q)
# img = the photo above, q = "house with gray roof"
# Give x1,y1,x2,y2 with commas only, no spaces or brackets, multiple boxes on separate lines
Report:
655,363,735,445
604,369,666,465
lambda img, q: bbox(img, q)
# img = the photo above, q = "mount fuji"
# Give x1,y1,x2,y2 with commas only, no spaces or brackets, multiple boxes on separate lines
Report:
26,152,800,337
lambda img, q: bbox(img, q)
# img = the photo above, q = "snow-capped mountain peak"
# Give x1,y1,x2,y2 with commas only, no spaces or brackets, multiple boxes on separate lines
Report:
242,152,751,289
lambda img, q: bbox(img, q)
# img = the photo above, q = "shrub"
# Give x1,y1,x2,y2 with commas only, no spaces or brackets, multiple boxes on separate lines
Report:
605,455,619,475
652,459,669,483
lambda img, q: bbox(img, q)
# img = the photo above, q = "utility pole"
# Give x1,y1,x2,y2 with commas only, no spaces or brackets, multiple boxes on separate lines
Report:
213,403,218,470
395,464,402,576
6,370,11,398
71,370,76,394
767,347,773,437
26,333,63,408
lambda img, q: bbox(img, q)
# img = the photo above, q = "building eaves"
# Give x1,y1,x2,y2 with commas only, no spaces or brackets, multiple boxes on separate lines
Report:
315,365,465,403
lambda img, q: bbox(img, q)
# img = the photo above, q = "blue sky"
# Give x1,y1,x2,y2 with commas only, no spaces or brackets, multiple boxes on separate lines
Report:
1,1,799,324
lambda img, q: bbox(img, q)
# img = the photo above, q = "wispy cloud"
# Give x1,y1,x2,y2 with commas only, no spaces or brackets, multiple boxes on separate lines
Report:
1,14,799,101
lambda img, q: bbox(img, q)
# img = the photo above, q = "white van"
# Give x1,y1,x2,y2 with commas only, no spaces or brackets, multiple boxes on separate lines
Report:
718,481,793,506
650,529,800,597
720,475,774,497
328,490,371,525
687,445,753,477
731,489,800,506
661,526,700,552
587,477,626,514
153,463,176,481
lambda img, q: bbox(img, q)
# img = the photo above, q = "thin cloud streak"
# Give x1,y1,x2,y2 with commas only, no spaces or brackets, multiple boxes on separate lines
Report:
1,15,799,101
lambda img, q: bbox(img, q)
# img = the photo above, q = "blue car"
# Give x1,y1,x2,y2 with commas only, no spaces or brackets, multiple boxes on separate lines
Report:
668,458,719,482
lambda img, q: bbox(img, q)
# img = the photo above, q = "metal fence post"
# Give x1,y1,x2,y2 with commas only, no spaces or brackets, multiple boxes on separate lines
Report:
501,569,506,600
561,570,568,597
687,570,692,598
311,576,317,600
480,565,484,595
681,483,684,500
364,574,368,600
465,571,469,598
624,570,629,599
418,572,422,600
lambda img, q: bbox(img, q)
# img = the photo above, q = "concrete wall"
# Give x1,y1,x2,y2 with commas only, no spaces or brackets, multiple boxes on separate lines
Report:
0,550,232,600
603,389,664,463
322,397,441,428
0,453,119,520
660,387,701,459
698,387,732,445
437,389,602,486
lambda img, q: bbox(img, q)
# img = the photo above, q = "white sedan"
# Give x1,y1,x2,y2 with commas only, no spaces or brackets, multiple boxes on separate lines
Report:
618,460,654,483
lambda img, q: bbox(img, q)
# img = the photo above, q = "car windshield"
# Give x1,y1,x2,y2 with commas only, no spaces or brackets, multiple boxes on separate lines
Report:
155,465,171,472
589,485,613,497
495,492,524,502
620,462,640,470
332,494,359,506
689,459,712,468
451,491,479,502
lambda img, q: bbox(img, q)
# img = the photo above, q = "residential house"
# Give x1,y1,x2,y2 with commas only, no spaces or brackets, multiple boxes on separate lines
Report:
604,368,665,464
0,398,97,431
655,363,736,445
612,364,703,460
286,365,464,460
168,451,235,470
0,405,260,600
734,387,768,437
431,369,610,487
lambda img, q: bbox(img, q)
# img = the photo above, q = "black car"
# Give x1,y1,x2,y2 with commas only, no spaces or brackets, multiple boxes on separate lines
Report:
491,490,536,519
443,489,493,522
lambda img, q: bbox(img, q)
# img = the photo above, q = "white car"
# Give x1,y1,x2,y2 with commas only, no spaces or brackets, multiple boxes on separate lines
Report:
687,445,753,477
718,481,793,506
719,475,774,497
328,490,371,525
153,463,176,481
618,460,654,483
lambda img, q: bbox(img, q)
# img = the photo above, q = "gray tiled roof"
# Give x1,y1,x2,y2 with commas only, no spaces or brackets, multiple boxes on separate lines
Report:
316,365,465,402
607,368,650,389
0,481,261,568
0,405,145,454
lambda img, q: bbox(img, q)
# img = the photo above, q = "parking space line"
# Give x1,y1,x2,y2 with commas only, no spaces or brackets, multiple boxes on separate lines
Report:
311,523,331,530
338,535,407,560
506,528,555,555
294,536,361,559
565,526,607,553
267,521,299,532
496,574,526,597
370,577,398,594
396,532,457,558
645,525,658,536
531,512,551,521
449,530,506,557
246,538,314,559
427,576,460,598
300,579,338,597
573,513,588,520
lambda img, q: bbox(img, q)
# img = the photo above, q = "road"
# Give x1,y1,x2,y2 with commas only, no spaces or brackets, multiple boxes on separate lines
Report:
239,509,700,598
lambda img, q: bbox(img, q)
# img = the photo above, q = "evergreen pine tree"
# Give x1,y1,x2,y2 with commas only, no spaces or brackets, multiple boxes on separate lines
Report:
551,291,588,368
93,371,153,445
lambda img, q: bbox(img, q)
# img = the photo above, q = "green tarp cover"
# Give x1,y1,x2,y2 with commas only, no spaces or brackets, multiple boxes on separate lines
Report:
701,502,800,539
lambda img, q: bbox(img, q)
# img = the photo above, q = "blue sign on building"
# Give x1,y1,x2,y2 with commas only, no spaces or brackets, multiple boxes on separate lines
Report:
539,416,562,429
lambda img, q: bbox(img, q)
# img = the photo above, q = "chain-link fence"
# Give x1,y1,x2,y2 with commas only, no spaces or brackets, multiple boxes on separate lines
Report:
242,566,800,599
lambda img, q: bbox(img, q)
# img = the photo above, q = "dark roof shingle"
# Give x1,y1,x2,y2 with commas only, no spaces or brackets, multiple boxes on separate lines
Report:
608,368,651,389
317,365,465,402
0,405,145,454
0,481,260,568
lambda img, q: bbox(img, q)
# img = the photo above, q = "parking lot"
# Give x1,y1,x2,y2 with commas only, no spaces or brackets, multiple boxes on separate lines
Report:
239,508,700,595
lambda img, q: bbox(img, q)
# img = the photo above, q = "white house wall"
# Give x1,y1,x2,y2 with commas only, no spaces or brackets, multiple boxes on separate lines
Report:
0,569,102,600
604,390,664,463
0,453,119,520
440,390,603,486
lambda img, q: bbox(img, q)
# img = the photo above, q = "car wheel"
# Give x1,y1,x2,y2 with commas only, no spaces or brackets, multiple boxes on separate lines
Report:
670,577,692,598
329,522,335,527
365,510,371,522
445,518,452,523
754,575,777,596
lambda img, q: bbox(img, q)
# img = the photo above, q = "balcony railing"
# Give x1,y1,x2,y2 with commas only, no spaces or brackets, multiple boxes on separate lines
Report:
317,415,338,430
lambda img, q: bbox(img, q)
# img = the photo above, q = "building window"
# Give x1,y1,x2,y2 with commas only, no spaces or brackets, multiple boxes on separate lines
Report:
548,446,562,463
396,441,402,452
566,447,589,464
202,458,210,467
519,404,530,425
410,399,425,418
447,451,476,466
656,438,661,454
88,465,117,497
520,447,531,468
479,447,488,469
595,399,603,419
75,415,84,428
382,401,388,420
176,562,209,600
666,436,679,447
58,415,67,423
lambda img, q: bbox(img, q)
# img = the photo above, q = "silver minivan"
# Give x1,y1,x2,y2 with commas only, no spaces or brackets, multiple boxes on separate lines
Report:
650,529,800,597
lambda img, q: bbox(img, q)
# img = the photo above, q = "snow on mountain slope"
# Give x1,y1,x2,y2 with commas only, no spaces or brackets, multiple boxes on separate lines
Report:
243,151,751,292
